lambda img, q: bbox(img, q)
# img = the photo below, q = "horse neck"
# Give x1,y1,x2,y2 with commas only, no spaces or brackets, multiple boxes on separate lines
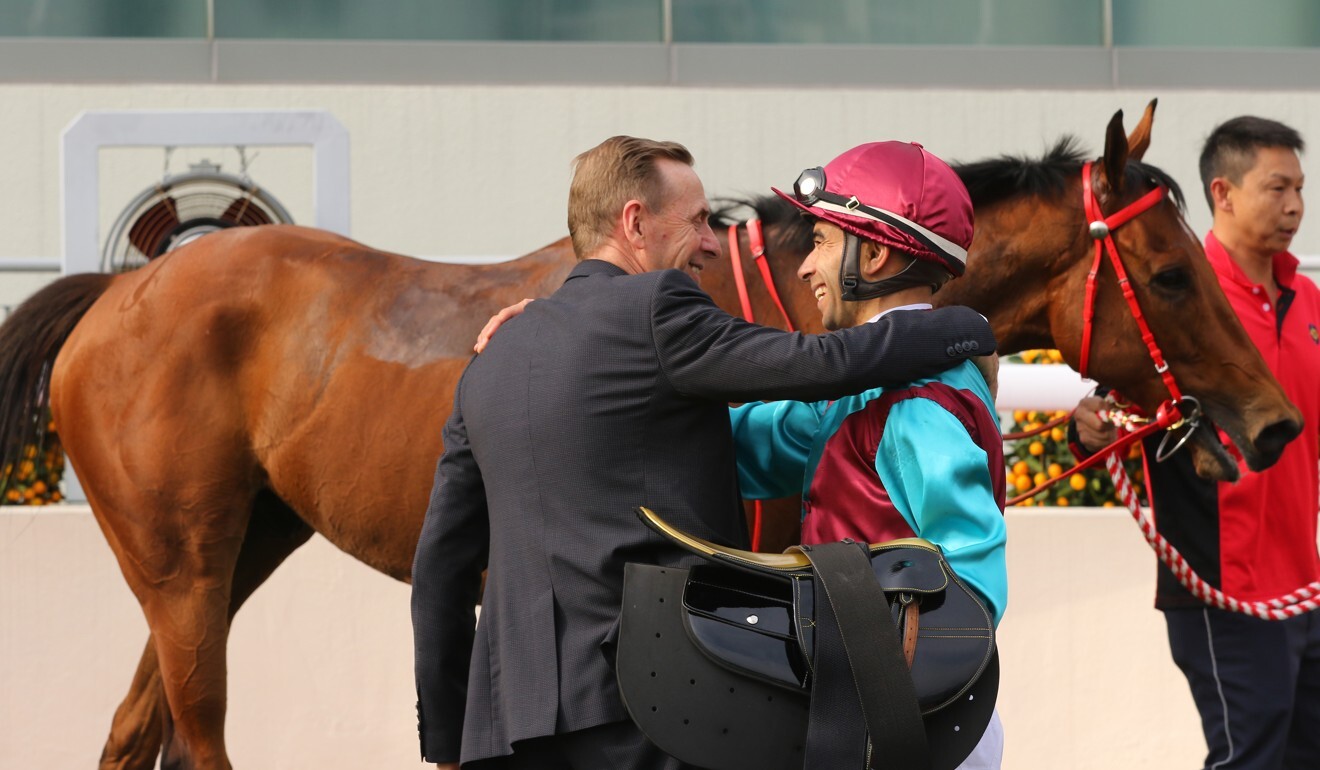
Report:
936,196,1080,355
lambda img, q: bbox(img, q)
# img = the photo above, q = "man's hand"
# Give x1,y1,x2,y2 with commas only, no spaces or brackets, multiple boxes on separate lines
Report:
435,763,459,770
1074,395,1116,452
474,298,534,354
972,353,999,402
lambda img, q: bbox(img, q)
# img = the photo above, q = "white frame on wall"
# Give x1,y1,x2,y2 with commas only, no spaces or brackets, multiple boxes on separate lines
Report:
61,109,351,275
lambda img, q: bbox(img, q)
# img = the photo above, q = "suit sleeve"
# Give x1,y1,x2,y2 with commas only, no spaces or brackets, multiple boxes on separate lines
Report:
411,369,489,763
649,270,995,404
728,399,826,499
874,398,1008,625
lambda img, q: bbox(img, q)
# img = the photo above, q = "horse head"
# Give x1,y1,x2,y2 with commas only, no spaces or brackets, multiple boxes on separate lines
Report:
709,198,824,335
946,100,1302,481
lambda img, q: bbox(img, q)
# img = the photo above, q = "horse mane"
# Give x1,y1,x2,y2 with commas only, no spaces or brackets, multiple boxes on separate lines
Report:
710,138,1185,251
953,136,1186,212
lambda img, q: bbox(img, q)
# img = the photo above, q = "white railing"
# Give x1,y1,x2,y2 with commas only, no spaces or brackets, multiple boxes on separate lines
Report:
997,362,1094,411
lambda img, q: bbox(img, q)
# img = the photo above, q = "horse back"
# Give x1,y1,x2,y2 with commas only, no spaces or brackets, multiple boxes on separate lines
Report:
52,224,576,579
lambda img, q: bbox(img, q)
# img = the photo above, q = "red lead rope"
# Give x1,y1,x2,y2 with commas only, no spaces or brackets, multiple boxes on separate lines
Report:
1006,400,1182,506
728,220,796,550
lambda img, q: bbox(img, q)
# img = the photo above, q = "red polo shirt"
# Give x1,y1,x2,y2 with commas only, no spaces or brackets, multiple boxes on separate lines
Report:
1149,232,1320,608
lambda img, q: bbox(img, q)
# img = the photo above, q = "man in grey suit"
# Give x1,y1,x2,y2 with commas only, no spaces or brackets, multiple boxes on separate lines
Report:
411,136,997,769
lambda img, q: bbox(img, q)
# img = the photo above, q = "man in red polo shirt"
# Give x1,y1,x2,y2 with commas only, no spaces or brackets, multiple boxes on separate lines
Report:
1073,116,1318,770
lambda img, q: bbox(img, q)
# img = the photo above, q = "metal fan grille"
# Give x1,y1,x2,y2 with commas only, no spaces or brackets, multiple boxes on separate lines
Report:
102,171,294,273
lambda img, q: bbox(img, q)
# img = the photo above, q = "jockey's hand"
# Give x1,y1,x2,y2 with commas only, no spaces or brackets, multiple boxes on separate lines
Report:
474,298,535,354
1074,395,1116,452
972,353,999,402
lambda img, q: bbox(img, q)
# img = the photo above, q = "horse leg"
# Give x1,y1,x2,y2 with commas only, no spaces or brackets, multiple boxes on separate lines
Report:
99,491,314,770
98,641,166,770
156,493,314,769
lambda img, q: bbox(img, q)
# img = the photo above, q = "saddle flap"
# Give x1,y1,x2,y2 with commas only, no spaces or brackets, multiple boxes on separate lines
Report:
868,543,949,595
685,565,794,637
682,564,811,689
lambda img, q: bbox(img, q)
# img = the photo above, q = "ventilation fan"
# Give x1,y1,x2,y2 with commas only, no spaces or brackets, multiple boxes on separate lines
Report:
101,160,294,273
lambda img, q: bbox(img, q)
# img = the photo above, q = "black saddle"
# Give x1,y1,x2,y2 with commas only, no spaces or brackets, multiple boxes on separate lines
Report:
617,506,997,770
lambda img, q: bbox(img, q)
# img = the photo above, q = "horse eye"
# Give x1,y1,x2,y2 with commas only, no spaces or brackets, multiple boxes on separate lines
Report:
1151,268,1191,293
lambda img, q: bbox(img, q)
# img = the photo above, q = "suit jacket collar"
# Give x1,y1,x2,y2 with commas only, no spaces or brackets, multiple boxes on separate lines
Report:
567,259,629,283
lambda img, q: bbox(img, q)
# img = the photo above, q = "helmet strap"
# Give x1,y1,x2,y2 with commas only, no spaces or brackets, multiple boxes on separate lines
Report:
838,233,950,301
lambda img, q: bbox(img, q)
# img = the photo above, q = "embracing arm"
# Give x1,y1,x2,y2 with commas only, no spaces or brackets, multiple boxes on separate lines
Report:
474,298,535,354
411,376,489,764
651,271,995,404
875,397,1008,625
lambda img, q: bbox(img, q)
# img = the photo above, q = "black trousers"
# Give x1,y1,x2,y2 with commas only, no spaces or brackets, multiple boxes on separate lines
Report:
1165,607,1320,770
466,719,698,770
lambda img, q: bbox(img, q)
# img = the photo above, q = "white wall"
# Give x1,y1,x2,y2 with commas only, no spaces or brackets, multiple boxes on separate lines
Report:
1,506,1203,769
4,84,1320,308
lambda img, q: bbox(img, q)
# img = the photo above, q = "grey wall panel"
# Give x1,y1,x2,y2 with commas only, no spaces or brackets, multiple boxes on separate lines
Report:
214,41,672,84
0,38,213,82
672,44,1115,88
1115,49,1320,90
3,39,1320,91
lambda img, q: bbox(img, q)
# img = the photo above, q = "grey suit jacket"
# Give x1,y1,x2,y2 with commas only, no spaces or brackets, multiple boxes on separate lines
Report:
411,260,995,764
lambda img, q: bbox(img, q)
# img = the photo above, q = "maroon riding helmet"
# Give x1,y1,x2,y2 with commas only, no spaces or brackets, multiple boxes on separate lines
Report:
773,141,974,301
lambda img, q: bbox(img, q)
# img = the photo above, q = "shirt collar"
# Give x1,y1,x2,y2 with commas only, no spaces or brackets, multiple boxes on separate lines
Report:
865,302,933,324
1205,231,1299,290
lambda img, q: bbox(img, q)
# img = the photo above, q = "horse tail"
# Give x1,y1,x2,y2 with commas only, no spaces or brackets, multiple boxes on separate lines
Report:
0,273,113,480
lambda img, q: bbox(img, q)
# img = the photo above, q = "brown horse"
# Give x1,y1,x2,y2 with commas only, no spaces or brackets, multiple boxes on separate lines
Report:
0,102,1300,770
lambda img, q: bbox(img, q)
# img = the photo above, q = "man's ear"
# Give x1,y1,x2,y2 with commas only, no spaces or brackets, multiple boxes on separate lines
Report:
1210,178,1234,215
860,242,891,281
621,199,647,248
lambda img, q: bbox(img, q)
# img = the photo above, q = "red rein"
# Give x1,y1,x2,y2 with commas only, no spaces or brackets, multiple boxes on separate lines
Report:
727,220,796,551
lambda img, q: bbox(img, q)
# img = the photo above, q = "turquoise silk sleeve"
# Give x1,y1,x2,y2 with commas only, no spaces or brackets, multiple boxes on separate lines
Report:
874,397,1008,625
728,400,827,501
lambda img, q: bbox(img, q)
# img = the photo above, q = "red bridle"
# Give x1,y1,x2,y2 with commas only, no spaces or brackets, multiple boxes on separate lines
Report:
726,219,796,333
1008,161,1200,506
727,219,796,551
1077,160,1197,447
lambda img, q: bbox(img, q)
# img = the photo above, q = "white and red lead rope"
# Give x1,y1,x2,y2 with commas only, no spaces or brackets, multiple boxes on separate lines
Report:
1098,409,1320,620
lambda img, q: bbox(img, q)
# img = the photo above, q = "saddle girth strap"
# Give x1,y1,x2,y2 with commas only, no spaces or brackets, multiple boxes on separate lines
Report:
798,540,931,770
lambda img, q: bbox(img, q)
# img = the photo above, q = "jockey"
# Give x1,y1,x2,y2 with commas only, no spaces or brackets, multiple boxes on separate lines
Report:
729,141,1008,768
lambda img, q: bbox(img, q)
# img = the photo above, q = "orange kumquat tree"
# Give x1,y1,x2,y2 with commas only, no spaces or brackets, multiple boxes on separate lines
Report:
1003,350,1148,508
1,415,64,506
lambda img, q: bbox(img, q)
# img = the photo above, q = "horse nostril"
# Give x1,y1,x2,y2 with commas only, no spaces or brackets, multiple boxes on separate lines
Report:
1253,419,1303,467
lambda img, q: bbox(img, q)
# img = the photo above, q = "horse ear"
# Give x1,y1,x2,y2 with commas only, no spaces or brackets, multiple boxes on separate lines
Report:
1102,109,1129,195
1126,99,1158,162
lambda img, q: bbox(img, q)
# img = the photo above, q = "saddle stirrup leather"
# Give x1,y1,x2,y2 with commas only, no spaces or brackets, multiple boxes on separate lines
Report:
616,506,998,770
